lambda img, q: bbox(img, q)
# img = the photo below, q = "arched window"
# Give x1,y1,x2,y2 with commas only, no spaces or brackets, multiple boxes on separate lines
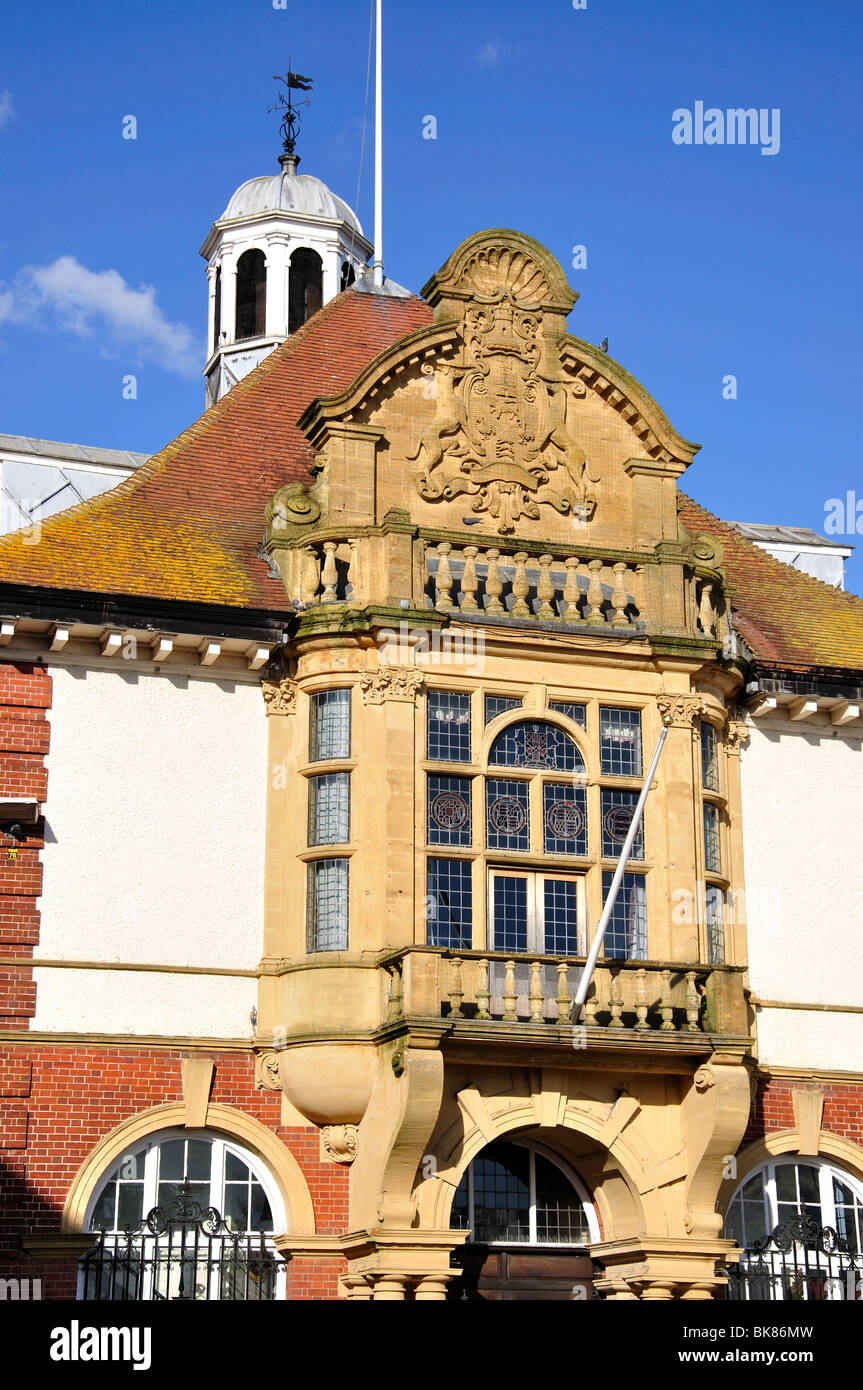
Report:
451,1140,598,1246
724,1158,863,1300
340,259,356,291
289,248,323,334
79,1130,286,1301
236,249,266,340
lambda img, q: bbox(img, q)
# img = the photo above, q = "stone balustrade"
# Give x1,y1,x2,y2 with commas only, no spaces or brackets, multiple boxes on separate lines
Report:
424,542,641,628
383,950,748,1037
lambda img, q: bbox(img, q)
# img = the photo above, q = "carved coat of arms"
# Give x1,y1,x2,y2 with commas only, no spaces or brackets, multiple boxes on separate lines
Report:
410,301,597,534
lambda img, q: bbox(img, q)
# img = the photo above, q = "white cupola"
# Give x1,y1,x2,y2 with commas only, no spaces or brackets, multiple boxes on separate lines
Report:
200,150,373,404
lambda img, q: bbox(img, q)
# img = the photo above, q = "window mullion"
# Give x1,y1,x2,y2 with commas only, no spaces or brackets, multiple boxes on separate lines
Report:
529,1150,537,1244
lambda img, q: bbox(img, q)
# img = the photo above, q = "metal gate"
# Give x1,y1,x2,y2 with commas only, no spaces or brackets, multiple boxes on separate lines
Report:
724,1215,863,1301
80,1188,283,1301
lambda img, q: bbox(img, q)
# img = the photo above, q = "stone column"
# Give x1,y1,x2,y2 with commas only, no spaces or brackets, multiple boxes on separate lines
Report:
265,235,290,339
372,1274,408,1300
220,247,237,345
414,1275,452,1301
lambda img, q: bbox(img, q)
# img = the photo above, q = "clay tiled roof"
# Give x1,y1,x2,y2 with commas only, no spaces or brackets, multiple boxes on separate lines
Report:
1,288,861,676
678,495,863,673
0,290,432,611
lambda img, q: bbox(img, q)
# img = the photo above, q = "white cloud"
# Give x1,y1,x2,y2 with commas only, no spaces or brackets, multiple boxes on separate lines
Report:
477,41,502,67
0,256,200,377
0,91,13,129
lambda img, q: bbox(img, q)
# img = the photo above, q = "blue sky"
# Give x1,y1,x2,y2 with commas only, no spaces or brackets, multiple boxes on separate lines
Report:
1,0,861,588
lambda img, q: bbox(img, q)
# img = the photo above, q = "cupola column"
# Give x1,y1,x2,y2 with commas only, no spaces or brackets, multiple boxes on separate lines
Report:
205,263,218,360
265,234,291,339
220,247,237,345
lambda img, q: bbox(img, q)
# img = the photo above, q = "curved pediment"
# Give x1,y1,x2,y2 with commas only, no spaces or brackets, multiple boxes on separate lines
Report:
295,230,699,542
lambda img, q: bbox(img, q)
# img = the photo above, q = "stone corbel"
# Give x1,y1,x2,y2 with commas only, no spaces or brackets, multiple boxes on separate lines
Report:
321,1124,359,1166
681,1053,751,1239
255,1051,283,1092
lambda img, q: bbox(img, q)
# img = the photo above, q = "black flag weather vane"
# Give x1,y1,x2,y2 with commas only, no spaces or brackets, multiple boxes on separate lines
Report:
269,62,314,155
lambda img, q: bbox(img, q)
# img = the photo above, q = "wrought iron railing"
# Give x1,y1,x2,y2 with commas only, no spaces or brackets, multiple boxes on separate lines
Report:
724,1215,863,1301
79,1188,283,1302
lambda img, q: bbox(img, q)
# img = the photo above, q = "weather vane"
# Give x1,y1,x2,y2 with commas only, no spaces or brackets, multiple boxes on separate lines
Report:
269,61,314,157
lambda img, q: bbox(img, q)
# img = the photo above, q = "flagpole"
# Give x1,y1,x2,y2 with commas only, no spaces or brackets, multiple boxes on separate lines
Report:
373,0,384,286
572,716,671,1012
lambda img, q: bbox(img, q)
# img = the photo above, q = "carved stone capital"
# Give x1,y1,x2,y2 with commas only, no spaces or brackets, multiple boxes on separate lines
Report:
657,694,704,728
255,1052,283,1092
262,678,298,716
724,718,751,753
359,667,425,706
321,1123,358,1166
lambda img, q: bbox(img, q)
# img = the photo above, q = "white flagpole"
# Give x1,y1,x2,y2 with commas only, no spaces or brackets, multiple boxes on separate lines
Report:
572,717,671,1012
373,0,384,287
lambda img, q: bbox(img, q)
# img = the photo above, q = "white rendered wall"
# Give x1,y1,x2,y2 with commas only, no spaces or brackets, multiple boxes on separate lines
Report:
739,714,863,1070
33,666,267,1037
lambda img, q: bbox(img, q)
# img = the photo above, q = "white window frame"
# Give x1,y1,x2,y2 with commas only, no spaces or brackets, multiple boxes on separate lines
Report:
487,867,586,956
457,1139,601,1247
78,1130,287,1302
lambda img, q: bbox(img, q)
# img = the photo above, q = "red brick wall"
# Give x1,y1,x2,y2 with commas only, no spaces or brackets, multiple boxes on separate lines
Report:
0,662,51,1029
0,1042,349,1299
743,1075,863,1151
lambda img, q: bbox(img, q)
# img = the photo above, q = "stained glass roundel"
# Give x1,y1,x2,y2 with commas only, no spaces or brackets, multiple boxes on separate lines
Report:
488,720,584,773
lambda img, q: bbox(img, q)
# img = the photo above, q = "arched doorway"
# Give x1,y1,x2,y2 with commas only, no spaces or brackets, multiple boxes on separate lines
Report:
447,1139,599,1300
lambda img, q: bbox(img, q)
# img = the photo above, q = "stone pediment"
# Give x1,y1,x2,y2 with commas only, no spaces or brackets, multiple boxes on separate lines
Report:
289,230,699,545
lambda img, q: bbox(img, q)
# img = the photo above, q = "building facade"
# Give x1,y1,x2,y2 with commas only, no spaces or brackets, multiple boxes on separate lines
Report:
0,220,861,1301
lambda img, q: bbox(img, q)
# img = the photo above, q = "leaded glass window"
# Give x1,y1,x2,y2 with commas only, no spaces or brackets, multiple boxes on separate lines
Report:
543,783,587,856
451,1142,594,1246
426,858,472,948
601,788,644,860
543,878,579,954
306,858,348,951
548,700,587,728
599,707,642,777
309,688,351,762
427,775,472,847
484,694,523,724
726,1161,863,1259
601,871,647,959
308,772,350,846
706,885,725,964
488,720,584,773
486,778,530,852
701,721,719,791
704,802,722,873
490,873,528,952
427,690,471,763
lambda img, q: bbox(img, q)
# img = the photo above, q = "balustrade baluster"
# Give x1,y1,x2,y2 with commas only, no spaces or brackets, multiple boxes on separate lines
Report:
511,553,531,618
611,562,631,627
435,543,455,612
321,542,339,602
634,967,650,1030
460,546,480,612
529,961,544,1022
659,969,676,1030
347,538,363,607
448,957,464,1019
556,962,572,1023
563,556,583,623
684,972,701,1032
301,545,321,606
537,555,557,620
484,549,505,615
586,559,606,623
476,959,491,1019
386,967,403,1022
698,581,715,636
584,978,599,1026
608,971,625,1028
502,960,518,1021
